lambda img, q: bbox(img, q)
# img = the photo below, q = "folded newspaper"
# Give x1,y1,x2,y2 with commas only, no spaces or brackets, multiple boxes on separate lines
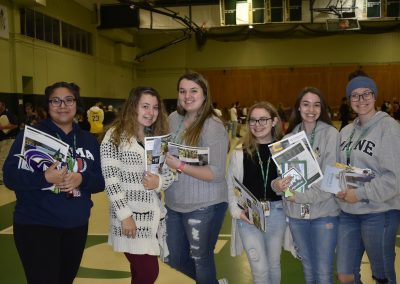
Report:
321,163,375,194
144,134,171,174
269,131,323,188
167,142,209,166
233,177,265,232
281,160,307,197
15,126,70,193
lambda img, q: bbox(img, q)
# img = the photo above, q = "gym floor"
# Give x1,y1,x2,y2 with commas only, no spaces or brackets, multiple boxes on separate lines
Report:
1,187,398,284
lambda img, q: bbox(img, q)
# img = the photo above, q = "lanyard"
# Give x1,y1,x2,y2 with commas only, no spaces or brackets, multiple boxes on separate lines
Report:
345,126,370,165
56,132,77,159
256,148,271,200
299,123,317,148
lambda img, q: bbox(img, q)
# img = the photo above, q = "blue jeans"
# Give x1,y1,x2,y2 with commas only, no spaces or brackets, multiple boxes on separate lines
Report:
384,210,400,284
337,211,387,282
289,216,338,284
237,200,286,284
165,202,227,284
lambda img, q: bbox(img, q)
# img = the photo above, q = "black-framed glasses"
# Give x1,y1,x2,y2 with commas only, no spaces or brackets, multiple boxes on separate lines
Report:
48,97,76,107
248,117,272,126
349,91,374,102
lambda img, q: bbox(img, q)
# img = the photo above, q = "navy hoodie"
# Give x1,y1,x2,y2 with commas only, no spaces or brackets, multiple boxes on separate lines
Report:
3,119,105,228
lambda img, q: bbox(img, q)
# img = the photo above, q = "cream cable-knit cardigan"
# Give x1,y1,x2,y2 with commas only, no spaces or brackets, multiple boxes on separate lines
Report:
101,129,174,259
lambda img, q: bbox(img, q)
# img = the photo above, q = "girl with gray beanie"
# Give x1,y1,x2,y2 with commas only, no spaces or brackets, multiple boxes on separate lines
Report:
336,76,400,284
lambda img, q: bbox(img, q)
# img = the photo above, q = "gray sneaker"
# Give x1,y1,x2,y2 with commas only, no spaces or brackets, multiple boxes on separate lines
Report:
218,278,228,284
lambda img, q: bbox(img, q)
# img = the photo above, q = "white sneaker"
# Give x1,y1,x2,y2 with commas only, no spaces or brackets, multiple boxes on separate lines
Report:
218,278,228,284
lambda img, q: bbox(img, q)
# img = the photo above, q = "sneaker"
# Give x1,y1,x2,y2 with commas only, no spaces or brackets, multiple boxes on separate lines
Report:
218,278,228,284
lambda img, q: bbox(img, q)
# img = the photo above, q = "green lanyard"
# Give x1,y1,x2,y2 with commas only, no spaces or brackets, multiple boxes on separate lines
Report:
299,123,317,148
256,148,271,200
345,126,370,165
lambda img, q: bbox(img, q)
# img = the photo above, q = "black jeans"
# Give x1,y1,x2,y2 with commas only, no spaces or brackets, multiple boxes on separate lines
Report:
13,223,88,284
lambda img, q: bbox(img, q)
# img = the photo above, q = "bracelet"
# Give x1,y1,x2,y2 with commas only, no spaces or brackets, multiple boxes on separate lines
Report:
176,161,186,174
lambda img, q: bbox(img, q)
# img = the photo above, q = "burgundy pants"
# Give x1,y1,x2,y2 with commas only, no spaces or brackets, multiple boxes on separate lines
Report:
124,253,159,284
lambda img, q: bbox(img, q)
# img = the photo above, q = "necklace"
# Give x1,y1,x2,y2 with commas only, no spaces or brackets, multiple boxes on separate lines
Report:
256,146,272,200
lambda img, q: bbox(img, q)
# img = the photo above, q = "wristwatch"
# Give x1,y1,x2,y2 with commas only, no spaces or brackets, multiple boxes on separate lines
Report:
176,161,186,174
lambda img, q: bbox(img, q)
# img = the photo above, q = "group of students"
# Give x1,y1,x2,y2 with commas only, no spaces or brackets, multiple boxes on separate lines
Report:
2,72,229,284
1,70,399,284
228,74,400,284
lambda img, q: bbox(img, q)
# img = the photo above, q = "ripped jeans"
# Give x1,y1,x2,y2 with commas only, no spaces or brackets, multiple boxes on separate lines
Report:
288,216,338,284
237,200,286,284
165,203,227,284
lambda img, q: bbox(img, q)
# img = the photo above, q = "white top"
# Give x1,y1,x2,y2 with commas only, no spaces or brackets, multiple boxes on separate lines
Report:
100,128,174,258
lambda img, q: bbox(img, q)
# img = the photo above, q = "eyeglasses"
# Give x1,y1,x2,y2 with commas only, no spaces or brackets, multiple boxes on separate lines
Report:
248,117,272,126
349,91,374,102
48,97,76,107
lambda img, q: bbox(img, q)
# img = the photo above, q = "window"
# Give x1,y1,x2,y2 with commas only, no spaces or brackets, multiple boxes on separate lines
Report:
20,8,91,55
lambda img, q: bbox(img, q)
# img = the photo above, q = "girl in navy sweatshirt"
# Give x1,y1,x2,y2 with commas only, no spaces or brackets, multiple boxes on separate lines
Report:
3,82,105,284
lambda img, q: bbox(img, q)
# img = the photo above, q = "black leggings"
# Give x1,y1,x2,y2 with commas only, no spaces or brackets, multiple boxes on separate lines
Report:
13,223,88,284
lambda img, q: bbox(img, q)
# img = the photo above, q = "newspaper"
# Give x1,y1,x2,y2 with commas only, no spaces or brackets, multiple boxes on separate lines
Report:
271,139,323,187
321,164,374,194
167,142,209,166
233,177,265,232
15,126,70,192
144,134,171,174
281,160,307,197
269,131,314,157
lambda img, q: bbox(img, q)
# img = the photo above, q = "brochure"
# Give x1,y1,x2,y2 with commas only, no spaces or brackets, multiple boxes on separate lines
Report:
144,134,171,174
233,177,265,232
168,142,209,166
281,160,307,197
271,139,323,187
269,131,314,158
321,163,375,194
15,126,70,193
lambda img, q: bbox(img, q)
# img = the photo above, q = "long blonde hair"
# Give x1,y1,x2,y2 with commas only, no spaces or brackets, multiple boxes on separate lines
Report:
109,86,169,146
242,101,283,157
176,71,220,146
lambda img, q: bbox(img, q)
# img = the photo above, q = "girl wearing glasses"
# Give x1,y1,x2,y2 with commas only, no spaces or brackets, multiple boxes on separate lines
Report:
3,82,105,283
227,101,286,284
273,87,340,284
336,76,400,284
164,72,229,284
100,87,174,284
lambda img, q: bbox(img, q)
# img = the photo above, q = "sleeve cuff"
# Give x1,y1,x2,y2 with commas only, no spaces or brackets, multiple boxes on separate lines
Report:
155,174,163,193
116,207,133,222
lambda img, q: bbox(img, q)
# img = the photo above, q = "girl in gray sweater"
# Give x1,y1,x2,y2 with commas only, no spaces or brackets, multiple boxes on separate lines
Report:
336,76,400,284
165,72,229,284
273,87,340,284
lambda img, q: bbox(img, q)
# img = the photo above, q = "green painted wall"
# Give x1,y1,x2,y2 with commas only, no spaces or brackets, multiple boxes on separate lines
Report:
0,0,135,99
1,0,400,101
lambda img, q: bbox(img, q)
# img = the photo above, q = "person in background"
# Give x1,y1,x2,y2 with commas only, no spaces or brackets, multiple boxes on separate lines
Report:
165,71,229,284
101,86,174,284
212,102,222,117
0,100,19,185
77,112,90,132
3,82,105,284
273,87,340,284
103,104,116,126
336,76,400,284
87,102,104,136
227,101,286,284
229,102,238,138
21,102,37,128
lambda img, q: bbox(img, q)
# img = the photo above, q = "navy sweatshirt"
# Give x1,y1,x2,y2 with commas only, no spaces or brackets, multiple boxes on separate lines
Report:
3,119,105,228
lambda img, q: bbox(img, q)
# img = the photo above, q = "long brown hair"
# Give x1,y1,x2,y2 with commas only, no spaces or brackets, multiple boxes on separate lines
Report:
286,87,332,134
176,71,221,146
109,86,168,146
242,101,283,157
